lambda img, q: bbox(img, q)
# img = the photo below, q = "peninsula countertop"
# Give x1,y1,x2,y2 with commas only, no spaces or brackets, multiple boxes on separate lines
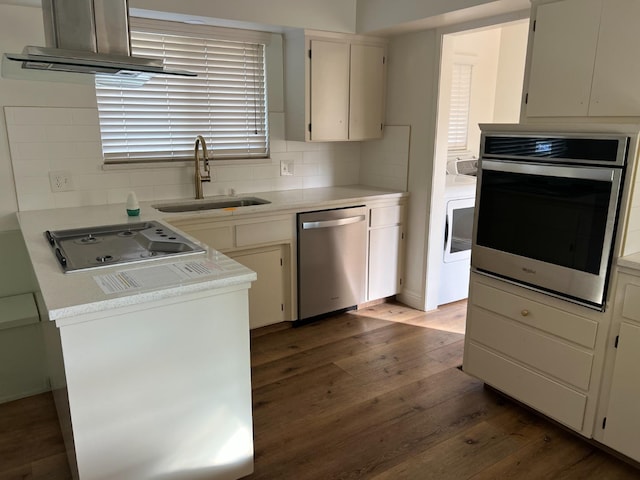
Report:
17,185,407,322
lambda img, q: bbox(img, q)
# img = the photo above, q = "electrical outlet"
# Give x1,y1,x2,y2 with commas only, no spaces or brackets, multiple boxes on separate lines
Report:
280,160,294,176
49,171,73,192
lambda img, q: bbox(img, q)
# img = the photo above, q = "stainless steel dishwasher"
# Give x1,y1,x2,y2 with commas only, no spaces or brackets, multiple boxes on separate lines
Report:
297,206,367,323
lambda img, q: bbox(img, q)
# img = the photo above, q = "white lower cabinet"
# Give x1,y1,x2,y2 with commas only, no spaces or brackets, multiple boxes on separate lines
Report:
463,272,609,436
367,203,405,301
229,246,287,329
169,215,293,328
601,321,640,460
170,196,407,325
597,271,640,461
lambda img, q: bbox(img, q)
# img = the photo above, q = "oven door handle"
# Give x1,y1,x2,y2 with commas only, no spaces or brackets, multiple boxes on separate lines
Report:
481,159,618,182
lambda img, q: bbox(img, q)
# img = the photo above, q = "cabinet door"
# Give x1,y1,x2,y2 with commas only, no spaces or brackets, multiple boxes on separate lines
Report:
525,0,601,117
349,44,385,140
309,39,350,141
229,247,286,329
589,0,640,116
368,225,402,300
602,322,640,461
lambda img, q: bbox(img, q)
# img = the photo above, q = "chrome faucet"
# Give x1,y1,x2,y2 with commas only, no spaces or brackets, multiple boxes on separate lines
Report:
194,135,211,199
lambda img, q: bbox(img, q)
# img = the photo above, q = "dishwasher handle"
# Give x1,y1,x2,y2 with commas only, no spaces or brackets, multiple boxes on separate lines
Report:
302,215,366,230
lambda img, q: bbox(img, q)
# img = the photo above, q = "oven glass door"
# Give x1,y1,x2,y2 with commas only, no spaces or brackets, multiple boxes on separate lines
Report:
472,160,623,307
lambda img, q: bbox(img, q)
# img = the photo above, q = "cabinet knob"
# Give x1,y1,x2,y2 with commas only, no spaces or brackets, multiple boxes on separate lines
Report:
521,309,530,317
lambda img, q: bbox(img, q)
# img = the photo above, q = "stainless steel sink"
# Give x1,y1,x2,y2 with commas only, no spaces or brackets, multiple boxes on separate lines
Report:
153,196,271,213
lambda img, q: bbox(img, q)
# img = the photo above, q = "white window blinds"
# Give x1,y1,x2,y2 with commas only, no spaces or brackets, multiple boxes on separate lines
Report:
448,63,473,151
95,19,269,163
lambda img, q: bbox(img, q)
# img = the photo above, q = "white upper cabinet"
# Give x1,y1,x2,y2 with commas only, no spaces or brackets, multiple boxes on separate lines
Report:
285,30,387,142
589,0,640,116
309,39,351,141
349,43,386,140
524,0,640,118
524,0,601,117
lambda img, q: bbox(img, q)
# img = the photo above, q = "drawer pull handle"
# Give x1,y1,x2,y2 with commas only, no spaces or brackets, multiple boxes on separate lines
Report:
521,309,530,317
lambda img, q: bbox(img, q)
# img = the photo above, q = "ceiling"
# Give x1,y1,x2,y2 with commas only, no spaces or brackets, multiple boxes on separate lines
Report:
0,0,531,36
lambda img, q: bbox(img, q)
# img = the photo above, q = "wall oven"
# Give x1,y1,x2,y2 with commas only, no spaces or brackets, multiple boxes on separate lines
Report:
472,129,629,310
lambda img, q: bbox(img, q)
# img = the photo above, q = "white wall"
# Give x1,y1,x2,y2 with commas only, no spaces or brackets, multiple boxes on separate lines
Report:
451,28,502,157
388,15,528,312
132,0,357,33
385,30,439,310
493,21,529,122
356,0,530,33
442,20,527,157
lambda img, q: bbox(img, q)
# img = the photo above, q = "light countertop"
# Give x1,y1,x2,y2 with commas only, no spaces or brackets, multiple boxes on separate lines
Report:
618,252,640,272
18,185,406,322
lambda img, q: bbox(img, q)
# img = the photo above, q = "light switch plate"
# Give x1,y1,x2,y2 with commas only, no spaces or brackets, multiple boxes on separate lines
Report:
280,160,294,176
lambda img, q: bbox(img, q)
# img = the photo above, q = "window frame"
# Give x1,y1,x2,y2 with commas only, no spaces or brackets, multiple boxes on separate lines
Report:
95,18,271,165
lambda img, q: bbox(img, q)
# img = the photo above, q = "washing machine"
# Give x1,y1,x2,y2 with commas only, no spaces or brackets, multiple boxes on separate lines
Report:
438,173,477,306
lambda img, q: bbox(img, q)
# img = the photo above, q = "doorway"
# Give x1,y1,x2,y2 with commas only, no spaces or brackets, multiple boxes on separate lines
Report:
427,19,529,310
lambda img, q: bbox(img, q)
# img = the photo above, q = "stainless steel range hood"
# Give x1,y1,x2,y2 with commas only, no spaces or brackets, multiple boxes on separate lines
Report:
4,0,195,79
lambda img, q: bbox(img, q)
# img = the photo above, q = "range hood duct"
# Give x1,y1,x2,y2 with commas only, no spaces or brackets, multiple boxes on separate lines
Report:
4,0,195,79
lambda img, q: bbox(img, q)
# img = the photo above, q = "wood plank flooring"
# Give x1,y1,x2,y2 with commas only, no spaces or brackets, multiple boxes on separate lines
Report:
244,301,639,480
1,300,638,479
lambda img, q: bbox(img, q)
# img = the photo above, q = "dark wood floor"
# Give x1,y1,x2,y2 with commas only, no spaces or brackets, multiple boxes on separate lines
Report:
1,301,639,479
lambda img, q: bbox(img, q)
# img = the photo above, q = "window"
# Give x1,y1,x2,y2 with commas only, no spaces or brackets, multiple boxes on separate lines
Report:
95,18,269,164
447,63,473,151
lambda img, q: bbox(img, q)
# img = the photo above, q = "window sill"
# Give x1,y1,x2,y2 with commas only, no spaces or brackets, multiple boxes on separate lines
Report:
102,158,273,171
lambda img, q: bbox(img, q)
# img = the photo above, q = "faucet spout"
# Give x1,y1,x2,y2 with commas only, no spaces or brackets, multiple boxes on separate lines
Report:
194,135,211,200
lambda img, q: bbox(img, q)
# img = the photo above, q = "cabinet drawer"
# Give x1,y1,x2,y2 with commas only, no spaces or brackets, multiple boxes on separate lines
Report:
622,283,640,322
464,343,587,432
472,282,598,348
370,205,402,228
236,219,292,247
177,225,233,251
468,307,593,390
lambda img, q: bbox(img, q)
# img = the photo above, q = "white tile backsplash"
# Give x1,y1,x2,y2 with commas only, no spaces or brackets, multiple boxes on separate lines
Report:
251,164,279,180
12,107,73,125
360,125,410,191
17,193,56,211
71,108,100,125
215,166,247,182
14,176,50,198
7,106,408,211
11,159,47,178
54,190,108,208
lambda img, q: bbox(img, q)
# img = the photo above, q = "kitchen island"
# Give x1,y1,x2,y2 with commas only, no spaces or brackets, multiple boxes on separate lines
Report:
18,207,257,480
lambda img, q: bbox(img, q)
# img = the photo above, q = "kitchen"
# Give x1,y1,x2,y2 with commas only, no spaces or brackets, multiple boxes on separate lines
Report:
2,0,640,478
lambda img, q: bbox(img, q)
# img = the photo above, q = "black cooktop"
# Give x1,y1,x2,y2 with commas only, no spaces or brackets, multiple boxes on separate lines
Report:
44,220,205,273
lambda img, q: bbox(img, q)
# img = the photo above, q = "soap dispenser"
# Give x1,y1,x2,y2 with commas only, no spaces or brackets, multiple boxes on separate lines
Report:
126,191,140,216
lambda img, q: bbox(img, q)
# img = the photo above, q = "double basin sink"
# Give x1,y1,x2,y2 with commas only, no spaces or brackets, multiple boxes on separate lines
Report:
153,196,270,213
